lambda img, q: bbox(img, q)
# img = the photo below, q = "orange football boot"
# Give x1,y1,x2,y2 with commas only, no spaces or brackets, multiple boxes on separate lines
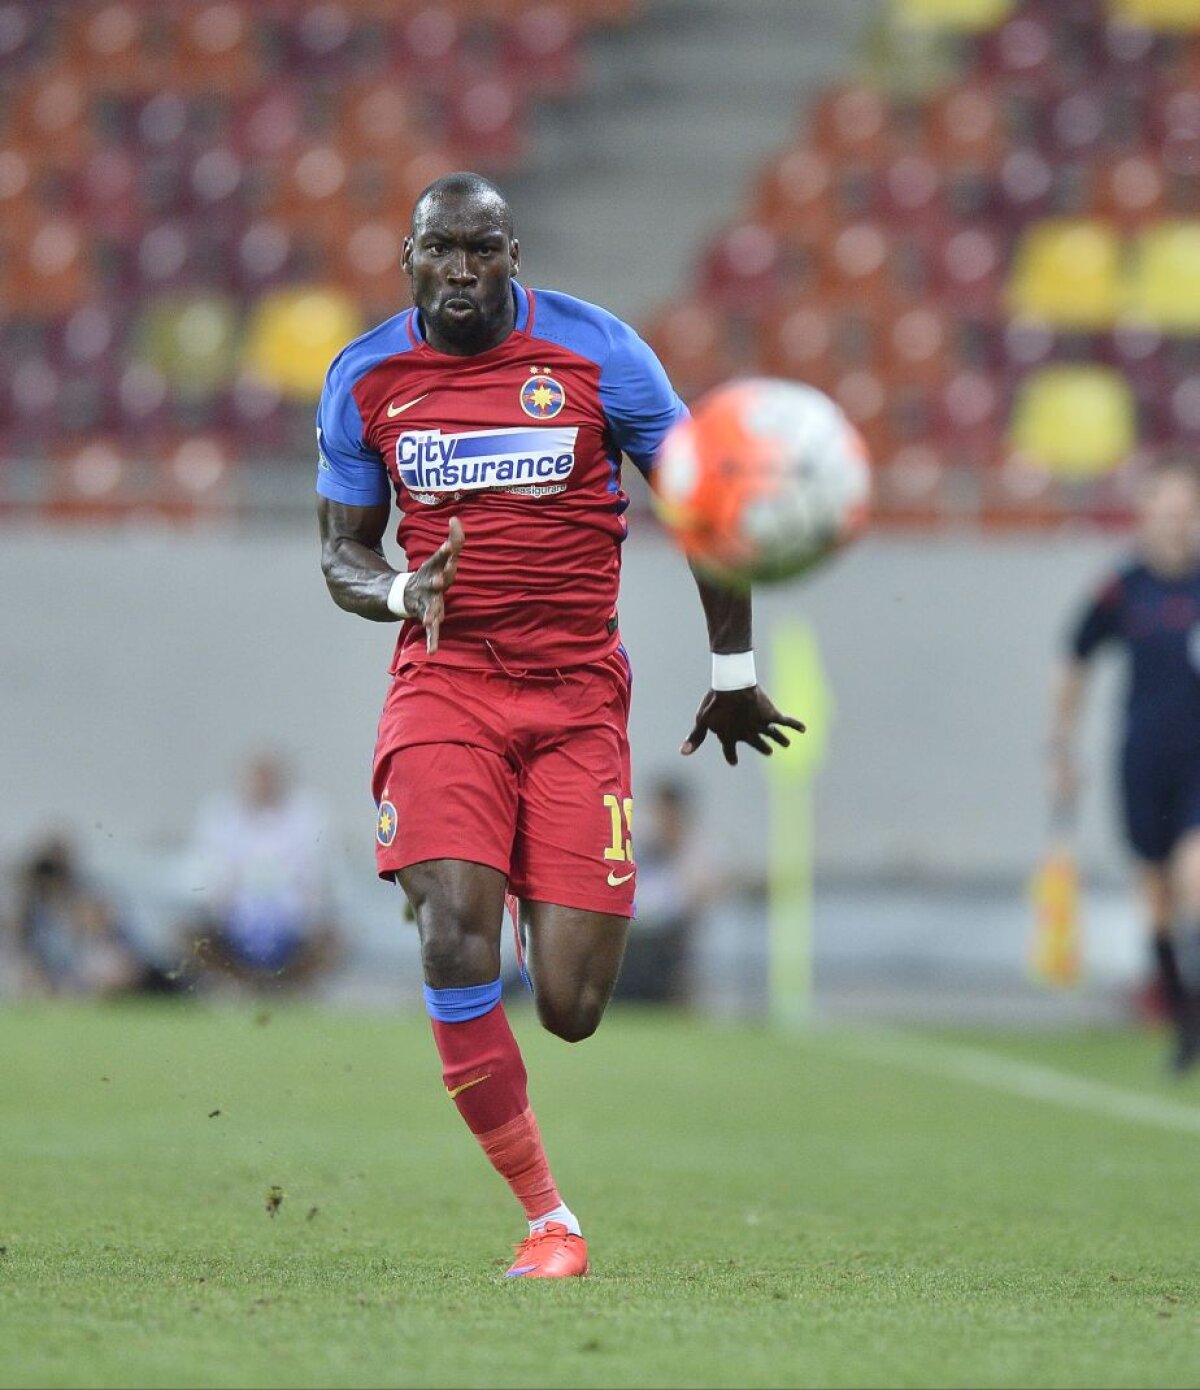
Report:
504,1221,589,1279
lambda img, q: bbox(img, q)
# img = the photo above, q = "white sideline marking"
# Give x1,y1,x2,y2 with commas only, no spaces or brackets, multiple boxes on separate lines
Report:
817,1030,1200,1137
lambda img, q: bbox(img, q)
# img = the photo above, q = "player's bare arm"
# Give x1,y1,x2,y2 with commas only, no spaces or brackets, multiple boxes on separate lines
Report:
680,565,806,766
1048,657,1087,808
318,497,464,653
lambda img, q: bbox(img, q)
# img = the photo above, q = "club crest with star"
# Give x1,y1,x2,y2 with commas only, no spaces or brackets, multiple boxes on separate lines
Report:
520,369,566,419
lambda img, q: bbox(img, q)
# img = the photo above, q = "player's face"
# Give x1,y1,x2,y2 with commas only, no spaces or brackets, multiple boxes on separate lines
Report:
403,195,520,356
1139,471,1200,576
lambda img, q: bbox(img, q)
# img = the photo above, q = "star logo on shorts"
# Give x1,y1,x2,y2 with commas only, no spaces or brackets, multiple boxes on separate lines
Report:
376,800,397,847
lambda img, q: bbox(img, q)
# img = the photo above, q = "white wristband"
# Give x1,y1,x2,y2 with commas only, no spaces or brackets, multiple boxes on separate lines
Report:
385,571,412,618
711,650,756,691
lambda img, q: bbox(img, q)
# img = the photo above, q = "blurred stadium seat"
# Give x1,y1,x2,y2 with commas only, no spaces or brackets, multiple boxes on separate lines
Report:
1007,363,1137,475
242,286,363,401
1006,219,1122,328
1124,220,1200,330
0,0,645,516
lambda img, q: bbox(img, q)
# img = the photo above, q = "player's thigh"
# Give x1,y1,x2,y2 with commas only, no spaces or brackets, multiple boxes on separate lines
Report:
1120,749,1177,867
400,858,510,988
522,899,630,1042
509,657,636,918
374,740,518,883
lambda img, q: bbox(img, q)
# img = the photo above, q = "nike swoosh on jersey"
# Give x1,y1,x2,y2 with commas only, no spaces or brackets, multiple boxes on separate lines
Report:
607,869,636,887
387,393,430,417
446,1073,492,1099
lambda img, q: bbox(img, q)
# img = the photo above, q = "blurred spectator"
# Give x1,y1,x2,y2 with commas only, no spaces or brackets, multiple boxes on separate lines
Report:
8,831,181,998
179,754,343,994
613,778,724,1005
1049,459,1200,1073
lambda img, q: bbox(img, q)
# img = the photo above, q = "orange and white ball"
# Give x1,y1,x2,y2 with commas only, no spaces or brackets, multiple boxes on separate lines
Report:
652,377,871,586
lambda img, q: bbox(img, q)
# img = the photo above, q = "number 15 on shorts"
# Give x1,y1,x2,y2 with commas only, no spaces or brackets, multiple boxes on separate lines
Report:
603,793,634,865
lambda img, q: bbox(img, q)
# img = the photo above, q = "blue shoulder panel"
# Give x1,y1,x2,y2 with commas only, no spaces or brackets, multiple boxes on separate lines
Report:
529,289,687,476
315,311,416,506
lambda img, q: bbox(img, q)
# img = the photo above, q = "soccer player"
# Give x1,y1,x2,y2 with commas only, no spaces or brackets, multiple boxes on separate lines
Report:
1049,459,1200,1073
315,172,803,1278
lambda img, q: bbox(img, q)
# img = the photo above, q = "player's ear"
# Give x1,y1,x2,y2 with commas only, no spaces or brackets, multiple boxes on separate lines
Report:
401,236,414,276
509,237,520,275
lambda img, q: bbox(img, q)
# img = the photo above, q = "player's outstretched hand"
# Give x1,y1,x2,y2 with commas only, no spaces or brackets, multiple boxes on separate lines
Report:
404,517,465,654
680,687,805,767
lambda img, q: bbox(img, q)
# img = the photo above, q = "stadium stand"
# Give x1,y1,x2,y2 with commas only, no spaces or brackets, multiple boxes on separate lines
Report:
5,0,1200,530
0,0,638,518
645,0,1200,528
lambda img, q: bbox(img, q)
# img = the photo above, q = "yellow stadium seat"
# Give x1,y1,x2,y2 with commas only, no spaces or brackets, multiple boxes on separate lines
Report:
891,0,1014,28
131,294,241,392
1008,366,1136,477
242,288,363,402
1124,220,1200,331
1007,220,1123,330
1109,0,1200,32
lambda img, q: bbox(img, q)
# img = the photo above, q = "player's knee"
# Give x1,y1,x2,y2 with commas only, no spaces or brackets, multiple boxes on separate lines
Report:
535,992,604,1043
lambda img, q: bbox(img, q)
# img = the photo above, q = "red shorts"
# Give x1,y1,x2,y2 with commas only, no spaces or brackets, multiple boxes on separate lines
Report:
371,649,636,916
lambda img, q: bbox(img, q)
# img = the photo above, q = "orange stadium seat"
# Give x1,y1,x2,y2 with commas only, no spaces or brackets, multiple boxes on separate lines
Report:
1091,151,1168,227
1123,220,1200,331
880,302,956,387
9,69,93,161
641,299,742,403
1007,219,1123,329
752,147,841,244
3,215,91,314
65,3,173,93
1007,363,1137,475
921,80,1006,170
810,83,897,162
171,2,261,94
756,298,871,394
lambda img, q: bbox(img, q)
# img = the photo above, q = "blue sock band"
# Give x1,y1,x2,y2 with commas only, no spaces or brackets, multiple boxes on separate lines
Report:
423,977,502,1024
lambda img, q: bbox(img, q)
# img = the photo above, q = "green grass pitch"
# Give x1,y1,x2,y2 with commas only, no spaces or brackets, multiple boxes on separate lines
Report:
3,1002,1199,1388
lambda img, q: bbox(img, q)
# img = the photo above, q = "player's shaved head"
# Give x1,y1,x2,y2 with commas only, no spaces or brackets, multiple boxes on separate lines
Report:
411,172,514,239
403,171,520,355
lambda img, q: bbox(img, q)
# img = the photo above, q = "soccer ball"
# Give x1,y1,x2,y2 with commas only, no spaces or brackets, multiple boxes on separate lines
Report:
651,377,871,586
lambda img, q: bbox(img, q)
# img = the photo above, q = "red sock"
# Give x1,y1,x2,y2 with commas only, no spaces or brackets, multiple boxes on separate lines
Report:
431,1003,561,1222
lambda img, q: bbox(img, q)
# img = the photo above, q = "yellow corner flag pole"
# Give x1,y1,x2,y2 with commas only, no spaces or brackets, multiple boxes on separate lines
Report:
767,620,832,1028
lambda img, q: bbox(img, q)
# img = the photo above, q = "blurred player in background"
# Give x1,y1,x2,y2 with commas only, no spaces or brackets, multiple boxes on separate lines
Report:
315,172,803,1278
7,831,180,999
179,754,343,995
1049,460,1200,1074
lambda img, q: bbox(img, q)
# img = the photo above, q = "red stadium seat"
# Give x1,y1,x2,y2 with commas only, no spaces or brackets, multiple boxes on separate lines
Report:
700,221,783,311
930,222,1007,311
443,74,526,168
500,4,583,98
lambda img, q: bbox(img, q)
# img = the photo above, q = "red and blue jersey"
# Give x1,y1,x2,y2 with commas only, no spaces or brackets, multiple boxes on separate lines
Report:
316,282,686,670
